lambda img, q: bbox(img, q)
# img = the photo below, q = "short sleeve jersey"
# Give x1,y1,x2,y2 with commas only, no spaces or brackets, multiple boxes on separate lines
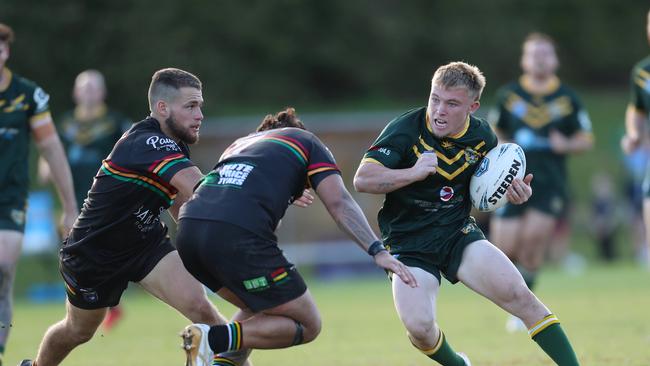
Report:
629,55,650,116
58,107,131,209
180,127,340,241
361,107,497,244
488,76,592,193
61,117,194,265
0,69,51,205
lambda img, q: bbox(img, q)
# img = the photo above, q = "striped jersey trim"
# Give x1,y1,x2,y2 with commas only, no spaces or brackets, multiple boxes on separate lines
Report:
528,314,560,338
263,135,309,164
148,153,190,175
307,162,339,176
101,160,177,204
361,157,384,166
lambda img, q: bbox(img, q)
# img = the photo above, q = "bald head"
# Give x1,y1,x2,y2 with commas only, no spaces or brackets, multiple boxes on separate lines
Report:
74,70,106,107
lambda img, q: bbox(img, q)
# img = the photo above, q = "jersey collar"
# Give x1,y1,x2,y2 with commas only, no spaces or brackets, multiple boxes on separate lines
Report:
0,68,12,92
520,74,560,96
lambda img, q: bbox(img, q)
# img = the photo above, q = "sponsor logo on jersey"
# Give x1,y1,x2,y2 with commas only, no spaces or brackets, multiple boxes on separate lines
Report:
464,148,480,164
33,87,50,113
440,186,454,202
146,135,181,151
378,147,391,156
215,163,254,186
132,205,164,233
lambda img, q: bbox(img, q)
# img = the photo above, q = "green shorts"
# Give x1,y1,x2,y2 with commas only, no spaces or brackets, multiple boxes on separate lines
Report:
0,203,27,232
386,216,486,284
495,184,566,218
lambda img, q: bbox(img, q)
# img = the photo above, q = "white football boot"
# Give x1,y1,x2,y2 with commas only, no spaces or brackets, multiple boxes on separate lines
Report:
181,324,214,366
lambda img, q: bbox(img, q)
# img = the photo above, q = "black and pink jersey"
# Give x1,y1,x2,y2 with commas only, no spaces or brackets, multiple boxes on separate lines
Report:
62,117,194,265
180,127,340,241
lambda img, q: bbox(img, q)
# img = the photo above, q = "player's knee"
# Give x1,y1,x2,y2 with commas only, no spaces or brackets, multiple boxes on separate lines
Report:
300,314,322,344
403,315,437,342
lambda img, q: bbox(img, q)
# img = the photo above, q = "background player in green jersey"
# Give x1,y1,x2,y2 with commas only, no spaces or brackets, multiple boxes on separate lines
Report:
0,23,77,365
39,70,131,332
622,9,650,266
354,62,580,365
488,33,594,332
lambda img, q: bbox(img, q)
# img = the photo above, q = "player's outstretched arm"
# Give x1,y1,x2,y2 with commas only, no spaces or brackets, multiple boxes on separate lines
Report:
315,174,417,287
354,151,438,194
33,119,78,234
169,166,204,221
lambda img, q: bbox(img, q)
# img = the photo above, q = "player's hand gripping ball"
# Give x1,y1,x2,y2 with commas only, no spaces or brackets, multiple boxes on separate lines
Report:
470,143,526,212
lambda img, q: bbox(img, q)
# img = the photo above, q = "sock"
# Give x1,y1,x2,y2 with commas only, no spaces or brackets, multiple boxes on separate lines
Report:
516,264,537,291
414,329,466,366
212,356,236,366
207,322,242,354
530,314,580,366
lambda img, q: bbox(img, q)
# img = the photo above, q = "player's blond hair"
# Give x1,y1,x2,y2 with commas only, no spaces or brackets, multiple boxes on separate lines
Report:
432,62,486,101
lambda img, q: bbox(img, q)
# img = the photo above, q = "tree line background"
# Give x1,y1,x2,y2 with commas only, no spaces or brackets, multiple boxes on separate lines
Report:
3,0,649,119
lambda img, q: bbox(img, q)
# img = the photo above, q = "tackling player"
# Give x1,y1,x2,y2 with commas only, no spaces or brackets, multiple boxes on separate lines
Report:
177,107,417,366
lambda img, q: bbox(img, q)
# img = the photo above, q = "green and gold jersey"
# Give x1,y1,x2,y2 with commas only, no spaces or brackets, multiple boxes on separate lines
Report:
362,107,497,244
58,106,130,209
629,55,650,116
0,68,51,206
488,76,592,195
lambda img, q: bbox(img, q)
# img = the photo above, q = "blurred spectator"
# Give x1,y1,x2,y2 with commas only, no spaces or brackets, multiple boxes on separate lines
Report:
590,172,621,262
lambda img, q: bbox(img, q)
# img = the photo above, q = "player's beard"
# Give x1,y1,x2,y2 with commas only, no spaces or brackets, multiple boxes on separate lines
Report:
165,113,199,145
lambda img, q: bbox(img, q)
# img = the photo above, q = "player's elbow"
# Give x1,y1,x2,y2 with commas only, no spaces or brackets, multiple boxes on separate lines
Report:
353,169,376,193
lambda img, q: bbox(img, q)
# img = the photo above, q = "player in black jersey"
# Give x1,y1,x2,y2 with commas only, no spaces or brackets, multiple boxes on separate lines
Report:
354,62,580,365
19,68,239,366
622,9,650,266
0,23,78,366
177,108,416,366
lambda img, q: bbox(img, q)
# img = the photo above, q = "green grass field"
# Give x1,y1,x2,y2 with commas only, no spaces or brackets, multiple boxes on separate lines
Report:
5,263,650,366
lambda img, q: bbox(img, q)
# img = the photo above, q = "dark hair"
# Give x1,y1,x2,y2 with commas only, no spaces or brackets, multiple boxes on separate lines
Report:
148,68,202,110
256,107,306,132
0,23,15,44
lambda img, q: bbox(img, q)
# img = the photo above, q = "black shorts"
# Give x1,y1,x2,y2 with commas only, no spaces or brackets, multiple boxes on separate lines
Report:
176,218,307,313
59,236,175,310
0,203,27,232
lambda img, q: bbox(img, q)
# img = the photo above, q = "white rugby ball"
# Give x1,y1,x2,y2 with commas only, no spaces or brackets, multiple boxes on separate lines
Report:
469,143,526,212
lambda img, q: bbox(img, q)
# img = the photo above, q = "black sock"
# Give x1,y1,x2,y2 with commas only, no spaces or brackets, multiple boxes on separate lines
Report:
208,322,243,354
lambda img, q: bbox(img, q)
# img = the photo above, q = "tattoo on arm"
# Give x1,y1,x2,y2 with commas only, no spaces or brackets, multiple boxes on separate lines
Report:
377,182,394,191
336,188,376,250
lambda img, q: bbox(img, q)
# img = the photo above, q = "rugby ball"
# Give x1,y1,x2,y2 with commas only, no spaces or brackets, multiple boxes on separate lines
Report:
469,143,526,212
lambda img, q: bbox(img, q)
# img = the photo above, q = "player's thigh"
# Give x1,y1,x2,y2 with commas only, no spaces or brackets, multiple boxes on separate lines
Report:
139,250,210,311
457,240,528,307
0,230,23,266
392,266,440,326
63,299,107,337
489,217,521,257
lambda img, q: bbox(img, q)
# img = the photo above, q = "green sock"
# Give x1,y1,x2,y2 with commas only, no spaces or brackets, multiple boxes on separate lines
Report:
414,330,466,366
516,264,537,291
530,314,580,366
